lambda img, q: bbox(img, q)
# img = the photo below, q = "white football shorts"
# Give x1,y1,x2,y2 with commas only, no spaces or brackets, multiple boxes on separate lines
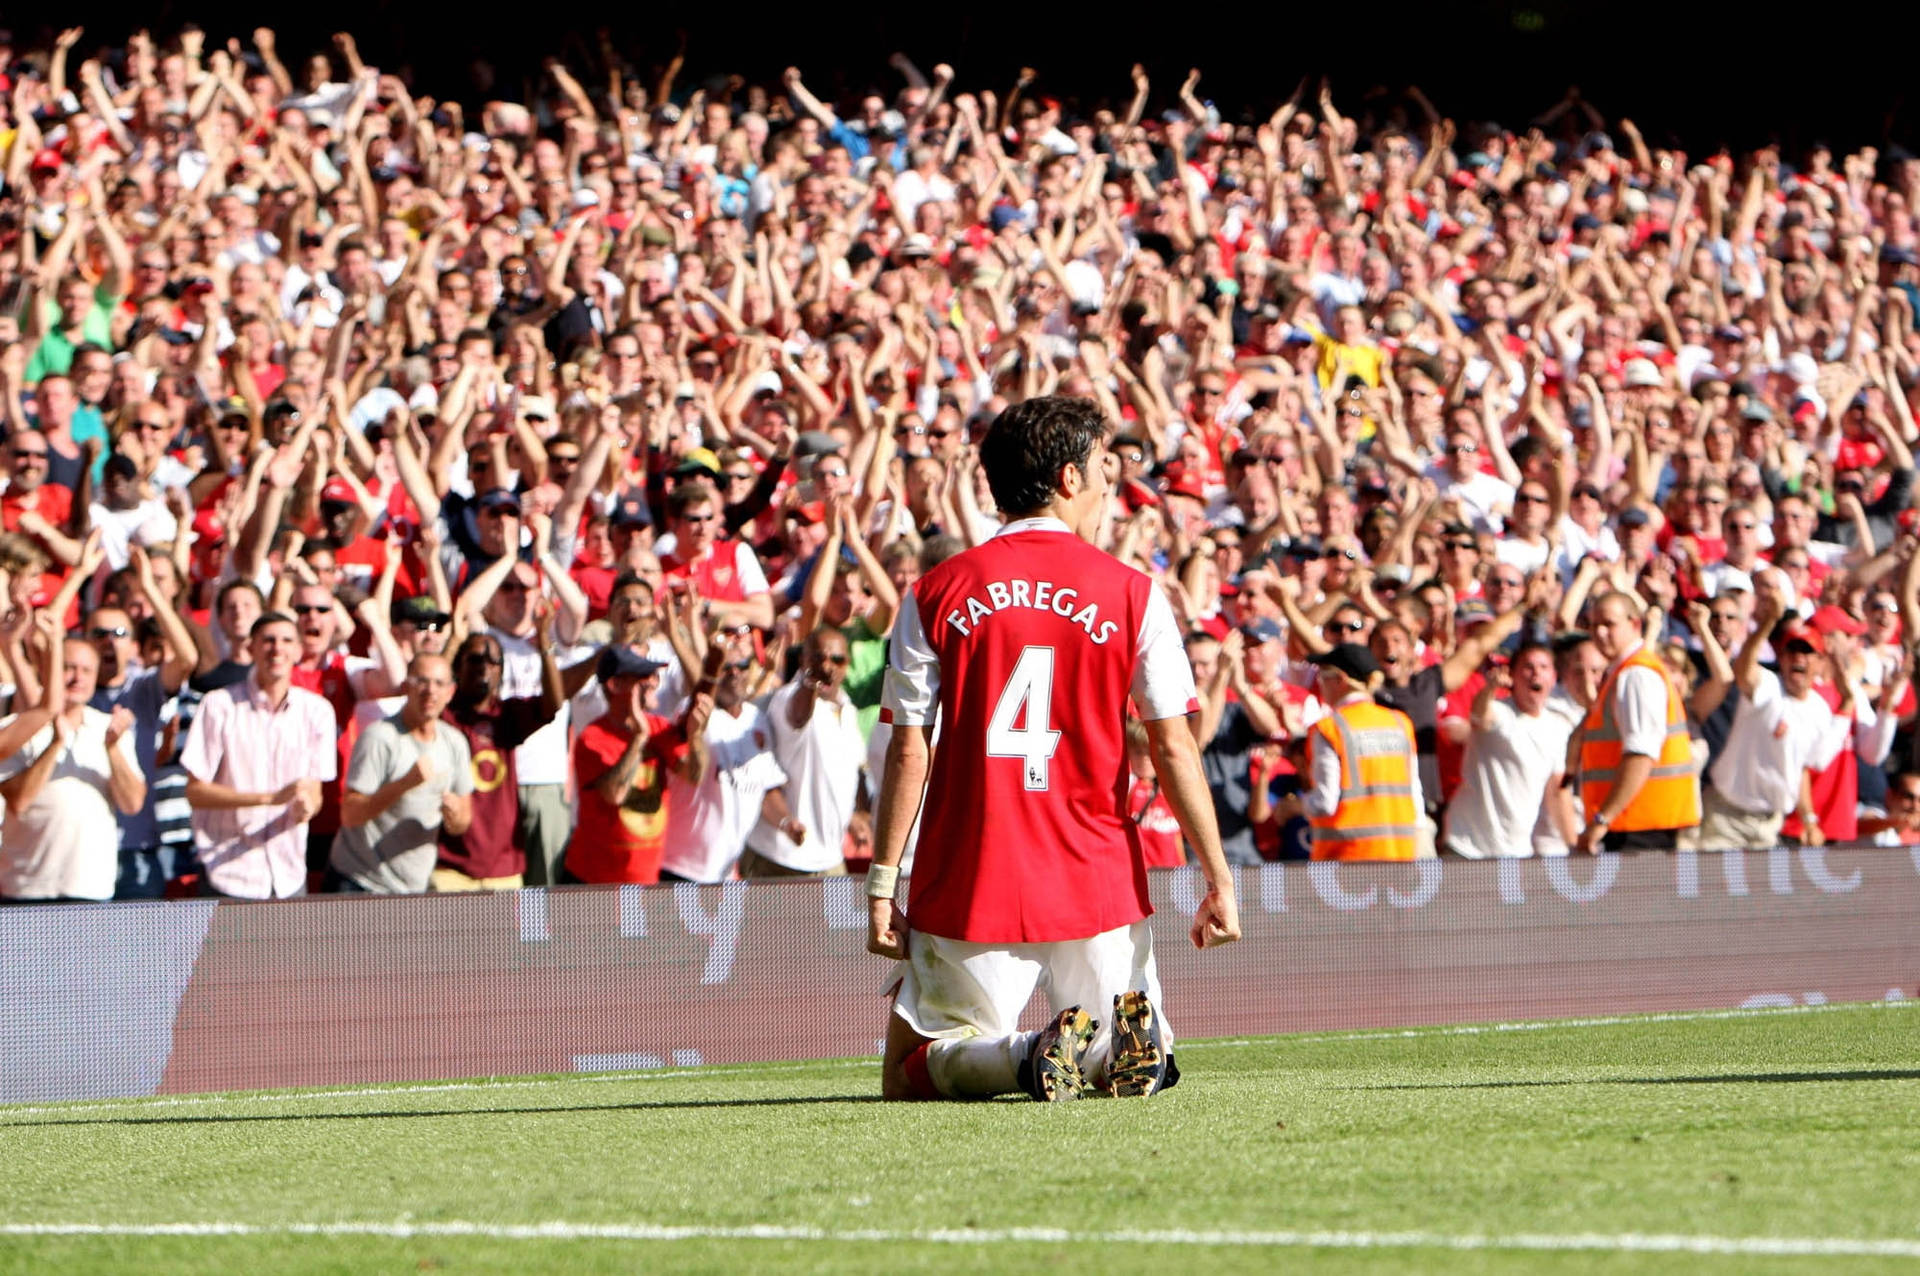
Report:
888,919,1169,1060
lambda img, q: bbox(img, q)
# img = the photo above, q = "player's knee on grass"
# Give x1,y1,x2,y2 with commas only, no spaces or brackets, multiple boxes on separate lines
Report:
881,1013,938,1101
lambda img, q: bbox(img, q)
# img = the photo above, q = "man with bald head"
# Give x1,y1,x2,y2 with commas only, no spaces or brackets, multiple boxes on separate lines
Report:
329,653,474,894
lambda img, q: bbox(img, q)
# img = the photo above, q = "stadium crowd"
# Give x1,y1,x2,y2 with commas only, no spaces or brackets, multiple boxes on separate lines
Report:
0,24,1917,902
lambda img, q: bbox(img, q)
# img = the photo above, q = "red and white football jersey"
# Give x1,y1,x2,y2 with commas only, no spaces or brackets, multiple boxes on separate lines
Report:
881,517,1198,943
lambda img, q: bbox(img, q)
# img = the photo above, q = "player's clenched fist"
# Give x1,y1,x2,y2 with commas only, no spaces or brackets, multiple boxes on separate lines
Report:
867,896,908,959
1190,887,1241,949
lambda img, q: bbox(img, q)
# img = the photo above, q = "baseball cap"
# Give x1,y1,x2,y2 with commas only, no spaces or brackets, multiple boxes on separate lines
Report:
1780,626,1824,655
1623,359,1663,388
611,492,652,529
1240,617,1284,645
476,487,520,513
518,394,556,421
1161,464,1209,502
392,595,451,627
898,233,934,259
787,500,828,524
793,431,842,461
673,447,722,479
1808,604,1867,636
321,477,357,505
1617,506,1652,528
1740,401,1775,423
1311,642,1381,682
598,644,667,683
29,148,62,173
1454,600,1495,628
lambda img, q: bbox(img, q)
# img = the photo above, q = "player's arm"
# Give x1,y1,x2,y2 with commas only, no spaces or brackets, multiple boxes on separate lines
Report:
1144,715,1240,949
1133,585,1238,948
866,721,931,959
867,591,937,958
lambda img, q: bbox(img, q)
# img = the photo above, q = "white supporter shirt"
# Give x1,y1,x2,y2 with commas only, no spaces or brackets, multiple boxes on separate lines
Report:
1430,468,1516,533
1707,670,1852,817
659,701,787,882
744,681,864,872
492,628,577,787
0,709,137,900
1608,644,1671,760
1535,691,1587,854
1554,516,1618,584
1442,700,1570,857
1494,535,1551,577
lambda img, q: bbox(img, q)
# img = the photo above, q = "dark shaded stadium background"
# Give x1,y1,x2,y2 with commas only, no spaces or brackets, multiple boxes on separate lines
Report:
16,4,1920,156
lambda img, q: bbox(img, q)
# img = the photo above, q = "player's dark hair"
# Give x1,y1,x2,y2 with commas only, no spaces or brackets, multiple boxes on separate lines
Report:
979,396,1106,518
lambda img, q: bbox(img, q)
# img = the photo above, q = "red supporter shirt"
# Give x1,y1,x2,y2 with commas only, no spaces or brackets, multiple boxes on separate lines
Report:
437,695,556,879
571,559,617,619
1127,775,1185,869
567,713,688,884
662,539,767,603
880,518,1200,943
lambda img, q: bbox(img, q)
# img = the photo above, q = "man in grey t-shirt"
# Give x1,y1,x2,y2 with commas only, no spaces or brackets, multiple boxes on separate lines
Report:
330,654,473,894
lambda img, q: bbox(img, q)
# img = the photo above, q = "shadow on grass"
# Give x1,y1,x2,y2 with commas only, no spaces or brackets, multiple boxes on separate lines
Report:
0,1094,888,1129
1353,1069,1920,1091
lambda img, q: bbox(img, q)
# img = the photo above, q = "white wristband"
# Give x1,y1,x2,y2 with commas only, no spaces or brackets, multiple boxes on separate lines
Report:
866,863,900,900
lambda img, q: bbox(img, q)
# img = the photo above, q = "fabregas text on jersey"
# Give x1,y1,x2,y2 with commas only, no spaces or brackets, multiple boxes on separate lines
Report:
943,579,1122,645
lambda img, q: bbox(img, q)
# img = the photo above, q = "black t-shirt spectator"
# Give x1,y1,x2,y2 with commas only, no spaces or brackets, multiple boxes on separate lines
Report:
1816,467,1914,551
1375,663,1445,814
1202,700,1268,867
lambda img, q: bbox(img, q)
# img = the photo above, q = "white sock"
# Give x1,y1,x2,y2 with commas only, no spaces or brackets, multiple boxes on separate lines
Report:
926,1031,1036,1097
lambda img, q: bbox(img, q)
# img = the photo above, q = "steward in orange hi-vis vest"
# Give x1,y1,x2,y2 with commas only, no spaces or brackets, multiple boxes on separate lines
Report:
1577,645,1701,833
1308,701,1421,860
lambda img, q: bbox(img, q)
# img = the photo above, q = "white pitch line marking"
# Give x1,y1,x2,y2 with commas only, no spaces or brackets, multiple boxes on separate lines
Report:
1183,996,1916,1050
0,1221,1917,1257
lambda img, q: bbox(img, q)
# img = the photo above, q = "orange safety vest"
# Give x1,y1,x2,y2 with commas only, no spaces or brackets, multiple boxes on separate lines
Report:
1309,700,1420,861
1577,645,1701,833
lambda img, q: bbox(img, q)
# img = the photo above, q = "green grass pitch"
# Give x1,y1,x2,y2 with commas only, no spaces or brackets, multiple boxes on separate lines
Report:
2,1001,1916,1274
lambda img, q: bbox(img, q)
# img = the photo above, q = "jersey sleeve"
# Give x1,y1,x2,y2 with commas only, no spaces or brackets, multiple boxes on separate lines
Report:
734,540,770,596
1129,585,1200,721
879,589,940,727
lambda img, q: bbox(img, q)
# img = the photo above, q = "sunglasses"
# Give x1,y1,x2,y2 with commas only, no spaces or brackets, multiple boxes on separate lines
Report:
1445,538,1478,552
1514,492,1549,505
461,650,504,666
1325,620,1364,636
292,604,331,616
814,653,850,666
816,468,849,479
406,619,447,632
549,454,581,465
1323,548,1358,561
498,580,535,594
11,449,47,460
894,425,930,437
90,626,132,640
1447,442,1479,455
679,513,718,524
723,471,754,483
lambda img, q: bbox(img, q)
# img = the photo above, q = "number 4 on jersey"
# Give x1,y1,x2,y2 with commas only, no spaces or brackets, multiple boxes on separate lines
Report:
987,646,1062,791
